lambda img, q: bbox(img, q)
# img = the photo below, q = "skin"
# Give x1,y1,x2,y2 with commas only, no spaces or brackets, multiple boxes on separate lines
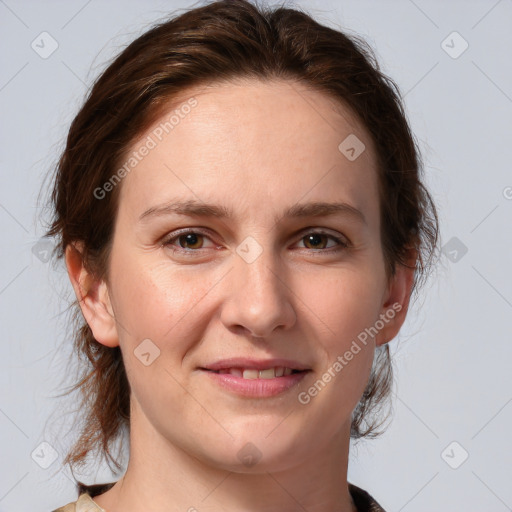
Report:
66,79,416,512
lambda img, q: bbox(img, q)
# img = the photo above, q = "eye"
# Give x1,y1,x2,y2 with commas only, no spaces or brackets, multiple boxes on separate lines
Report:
161,228,350,256
295,230,349,252
162,229,216,252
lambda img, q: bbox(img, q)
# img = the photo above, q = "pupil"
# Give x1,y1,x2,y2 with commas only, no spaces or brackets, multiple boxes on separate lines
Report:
181,233,201,249
306,234,325,249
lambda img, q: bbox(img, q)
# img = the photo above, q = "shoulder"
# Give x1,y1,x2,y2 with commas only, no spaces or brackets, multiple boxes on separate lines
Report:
348,482,387,512
52,492,106,512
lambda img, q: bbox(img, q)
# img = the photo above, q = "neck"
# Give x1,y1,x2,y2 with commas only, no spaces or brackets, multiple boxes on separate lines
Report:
93,398,357,512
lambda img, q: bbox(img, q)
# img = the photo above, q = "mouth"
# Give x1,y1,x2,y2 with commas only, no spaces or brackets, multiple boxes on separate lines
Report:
198,358,312,397
201,367,307,379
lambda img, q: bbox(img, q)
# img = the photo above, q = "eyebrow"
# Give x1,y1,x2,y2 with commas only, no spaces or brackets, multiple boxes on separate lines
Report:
138,199,367,225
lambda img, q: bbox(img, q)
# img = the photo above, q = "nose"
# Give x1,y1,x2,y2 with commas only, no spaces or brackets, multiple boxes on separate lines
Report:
220,245,296,338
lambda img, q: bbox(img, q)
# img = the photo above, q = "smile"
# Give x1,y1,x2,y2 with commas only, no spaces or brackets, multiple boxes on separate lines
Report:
208,367,303,379
200,368,310,397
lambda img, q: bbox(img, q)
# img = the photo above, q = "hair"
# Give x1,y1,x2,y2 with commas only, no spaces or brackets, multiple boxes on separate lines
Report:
43,0,439,477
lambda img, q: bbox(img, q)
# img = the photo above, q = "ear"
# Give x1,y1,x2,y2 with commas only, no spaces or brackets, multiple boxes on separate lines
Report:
65,242,119,347
375,249,417,347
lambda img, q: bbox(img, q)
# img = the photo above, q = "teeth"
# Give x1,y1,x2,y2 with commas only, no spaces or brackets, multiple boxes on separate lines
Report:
258,368,275,379
228,368,243,377
218,366,298,379
242,369,259,379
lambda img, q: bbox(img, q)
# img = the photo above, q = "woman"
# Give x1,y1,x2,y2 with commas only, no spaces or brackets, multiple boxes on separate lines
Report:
46,0,439,510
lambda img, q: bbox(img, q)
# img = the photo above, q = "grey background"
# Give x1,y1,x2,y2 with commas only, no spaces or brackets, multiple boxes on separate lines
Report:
1,0,511,510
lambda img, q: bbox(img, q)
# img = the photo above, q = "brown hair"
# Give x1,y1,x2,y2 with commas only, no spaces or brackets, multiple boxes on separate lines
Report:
43,0,439,477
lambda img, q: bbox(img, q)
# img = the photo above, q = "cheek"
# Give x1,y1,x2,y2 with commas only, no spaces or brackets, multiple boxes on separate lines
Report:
114,262,175,331
300,265,385,341
297,267,384,400
109,248,229,372
109,256,201,411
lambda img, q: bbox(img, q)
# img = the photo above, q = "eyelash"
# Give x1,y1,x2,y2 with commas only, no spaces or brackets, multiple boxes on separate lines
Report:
161,228,350,256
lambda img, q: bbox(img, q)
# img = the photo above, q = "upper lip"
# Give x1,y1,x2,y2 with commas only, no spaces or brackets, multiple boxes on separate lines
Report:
201,358,311,372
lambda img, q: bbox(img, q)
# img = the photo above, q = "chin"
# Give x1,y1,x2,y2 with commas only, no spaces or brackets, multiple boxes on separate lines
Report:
200,434,309,474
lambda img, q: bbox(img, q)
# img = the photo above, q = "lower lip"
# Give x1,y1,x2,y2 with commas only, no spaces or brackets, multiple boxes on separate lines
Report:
200,369,310,397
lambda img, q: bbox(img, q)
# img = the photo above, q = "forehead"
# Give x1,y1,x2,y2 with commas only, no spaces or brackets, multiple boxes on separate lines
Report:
116,79,380,226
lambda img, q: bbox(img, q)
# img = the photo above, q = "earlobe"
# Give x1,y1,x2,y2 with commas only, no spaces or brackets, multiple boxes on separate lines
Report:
65,242,119,348
375,251,417,346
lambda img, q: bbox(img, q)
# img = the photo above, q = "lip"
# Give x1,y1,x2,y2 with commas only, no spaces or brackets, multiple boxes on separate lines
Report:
201,357,311,372
201,368,310,398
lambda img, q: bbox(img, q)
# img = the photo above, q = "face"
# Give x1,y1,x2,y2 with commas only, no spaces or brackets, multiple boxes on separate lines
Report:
70,79,412,473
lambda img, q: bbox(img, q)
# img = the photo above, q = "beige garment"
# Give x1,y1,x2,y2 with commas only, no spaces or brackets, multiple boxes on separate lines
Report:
52,493,105,512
